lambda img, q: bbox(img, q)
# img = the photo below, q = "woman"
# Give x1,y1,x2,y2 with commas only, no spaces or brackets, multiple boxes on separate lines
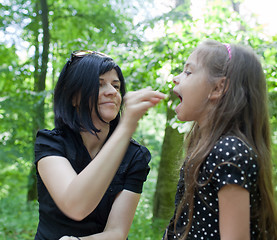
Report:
34,50,165,240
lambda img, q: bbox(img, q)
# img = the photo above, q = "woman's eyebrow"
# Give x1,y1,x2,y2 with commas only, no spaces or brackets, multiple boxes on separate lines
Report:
99,78,120,83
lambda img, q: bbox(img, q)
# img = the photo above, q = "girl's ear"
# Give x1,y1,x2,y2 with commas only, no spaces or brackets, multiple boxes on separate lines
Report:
209,77,227,100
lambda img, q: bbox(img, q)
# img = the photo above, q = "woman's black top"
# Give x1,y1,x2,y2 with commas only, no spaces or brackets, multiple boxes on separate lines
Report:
163,136,260,240
34,126,151,240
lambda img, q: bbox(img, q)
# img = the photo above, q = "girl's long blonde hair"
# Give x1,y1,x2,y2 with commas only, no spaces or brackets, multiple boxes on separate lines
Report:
174,40,277,239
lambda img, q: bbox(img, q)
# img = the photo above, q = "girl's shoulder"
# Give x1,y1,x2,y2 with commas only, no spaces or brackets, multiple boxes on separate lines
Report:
212,135,257,158
203,135,259,191
205,135,259,177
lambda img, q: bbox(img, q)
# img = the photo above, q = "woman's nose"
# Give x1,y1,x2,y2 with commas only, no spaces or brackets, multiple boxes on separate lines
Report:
104,84,117,95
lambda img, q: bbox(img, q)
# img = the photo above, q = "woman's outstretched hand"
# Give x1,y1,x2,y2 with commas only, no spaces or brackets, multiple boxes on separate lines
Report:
120,88,166,134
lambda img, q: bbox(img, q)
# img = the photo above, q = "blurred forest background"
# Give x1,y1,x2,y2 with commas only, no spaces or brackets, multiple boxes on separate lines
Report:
0,0,277,239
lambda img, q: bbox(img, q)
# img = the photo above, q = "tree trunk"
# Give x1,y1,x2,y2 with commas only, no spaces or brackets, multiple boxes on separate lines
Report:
27,0,50,201
152,0,190,223
153,91,184,221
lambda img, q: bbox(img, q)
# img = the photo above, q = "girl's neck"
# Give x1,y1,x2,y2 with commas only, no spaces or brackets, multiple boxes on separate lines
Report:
80,123,110,159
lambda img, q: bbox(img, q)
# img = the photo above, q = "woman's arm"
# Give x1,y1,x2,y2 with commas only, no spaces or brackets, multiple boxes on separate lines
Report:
218,184,250,240
38,89,165,220
82,190,140,240
59,190,140,240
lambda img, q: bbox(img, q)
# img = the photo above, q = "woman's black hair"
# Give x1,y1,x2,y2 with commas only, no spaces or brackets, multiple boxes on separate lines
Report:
54,53,126,136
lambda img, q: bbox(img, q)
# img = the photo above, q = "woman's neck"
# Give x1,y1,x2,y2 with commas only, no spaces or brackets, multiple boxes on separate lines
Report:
80,123,110,159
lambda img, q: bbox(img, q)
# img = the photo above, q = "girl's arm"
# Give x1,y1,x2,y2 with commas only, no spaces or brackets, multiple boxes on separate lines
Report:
38,89,165,221
218,184,250,240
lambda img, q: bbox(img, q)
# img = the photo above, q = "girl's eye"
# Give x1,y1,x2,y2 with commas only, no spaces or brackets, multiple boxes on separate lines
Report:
184,70,192,76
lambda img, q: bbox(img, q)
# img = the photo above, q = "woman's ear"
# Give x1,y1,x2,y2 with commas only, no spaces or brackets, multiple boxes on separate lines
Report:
72,96,77,107
72,94,80,107
209,77,228,100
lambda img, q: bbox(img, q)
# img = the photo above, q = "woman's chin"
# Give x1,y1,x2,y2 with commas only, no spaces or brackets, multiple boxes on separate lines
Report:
101,115,118,123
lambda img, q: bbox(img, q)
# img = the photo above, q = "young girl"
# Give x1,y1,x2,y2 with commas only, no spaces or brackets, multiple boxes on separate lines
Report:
34,50,165,240
163,40,277,240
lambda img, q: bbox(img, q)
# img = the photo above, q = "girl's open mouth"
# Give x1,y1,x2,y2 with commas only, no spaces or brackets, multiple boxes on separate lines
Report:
174,90,182,102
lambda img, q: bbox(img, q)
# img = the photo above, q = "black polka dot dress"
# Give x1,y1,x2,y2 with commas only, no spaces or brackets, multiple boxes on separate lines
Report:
163,136,260,240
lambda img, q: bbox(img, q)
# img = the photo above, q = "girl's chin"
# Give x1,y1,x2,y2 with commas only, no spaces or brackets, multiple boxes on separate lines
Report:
176,115,186,122
175,105,187,122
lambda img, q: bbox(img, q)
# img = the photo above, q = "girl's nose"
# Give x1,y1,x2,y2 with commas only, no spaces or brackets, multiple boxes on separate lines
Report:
173,75,179,85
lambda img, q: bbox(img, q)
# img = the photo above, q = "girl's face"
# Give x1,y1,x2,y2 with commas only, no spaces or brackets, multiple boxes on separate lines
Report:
95,68,122,123
173,51,212,126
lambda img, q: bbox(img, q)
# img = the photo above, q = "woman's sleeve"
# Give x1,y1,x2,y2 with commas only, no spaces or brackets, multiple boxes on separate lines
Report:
34,129,65,166
123,143,151,194
205,136,259,193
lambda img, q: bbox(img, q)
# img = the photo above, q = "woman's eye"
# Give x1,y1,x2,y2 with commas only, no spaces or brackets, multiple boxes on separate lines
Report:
113,85,120,91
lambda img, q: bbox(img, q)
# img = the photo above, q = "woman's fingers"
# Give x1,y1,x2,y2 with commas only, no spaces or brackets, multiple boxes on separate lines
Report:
121,88,166,127
124,88,166,105
125,89,165,111
118,88,166,135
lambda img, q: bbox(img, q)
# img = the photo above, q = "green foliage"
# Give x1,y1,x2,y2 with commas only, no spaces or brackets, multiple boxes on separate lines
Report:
0,44,36,167
0,158,38,239
128,170,168,240
0,197,38,240
133,108,166,169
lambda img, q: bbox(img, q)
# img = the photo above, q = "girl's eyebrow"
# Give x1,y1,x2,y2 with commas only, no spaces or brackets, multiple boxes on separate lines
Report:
184,62,195,68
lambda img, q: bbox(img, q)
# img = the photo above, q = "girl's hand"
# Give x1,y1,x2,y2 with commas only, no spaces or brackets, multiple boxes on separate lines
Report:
121,88,166,133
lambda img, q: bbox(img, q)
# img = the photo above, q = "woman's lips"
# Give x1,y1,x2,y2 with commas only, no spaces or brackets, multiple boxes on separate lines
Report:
100,101,116,105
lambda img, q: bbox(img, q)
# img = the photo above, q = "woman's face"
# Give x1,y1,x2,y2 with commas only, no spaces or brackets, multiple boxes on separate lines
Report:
95,68,122,123
173,51,212,126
